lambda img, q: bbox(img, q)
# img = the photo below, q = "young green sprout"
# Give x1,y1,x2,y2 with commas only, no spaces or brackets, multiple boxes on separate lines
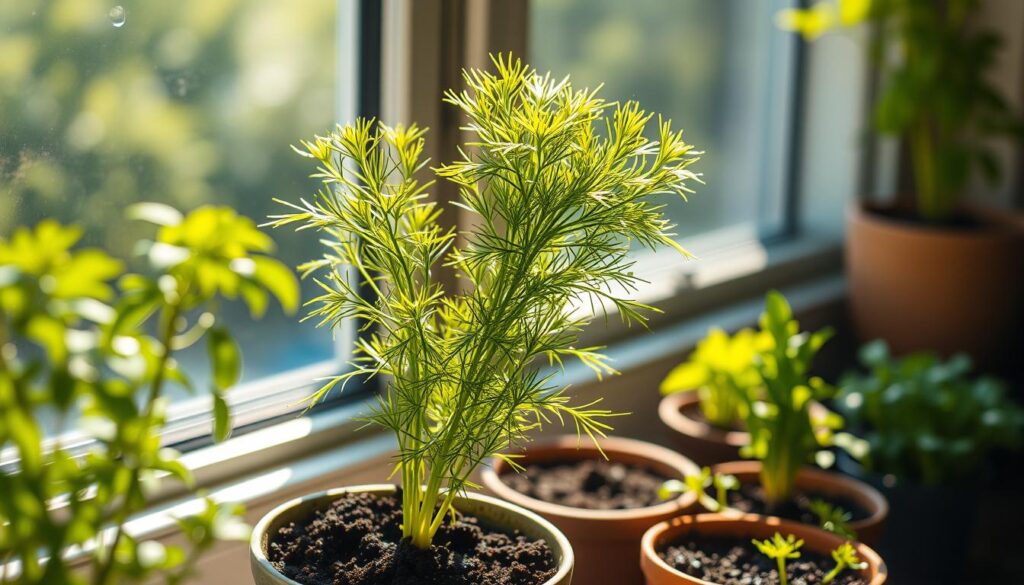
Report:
823,542,867,584
810,499,857,540
658,467,738,512
752,532,803,585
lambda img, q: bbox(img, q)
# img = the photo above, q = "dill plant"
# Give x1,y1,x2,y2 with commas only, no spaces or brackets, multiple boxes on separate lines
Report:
272,55,702,549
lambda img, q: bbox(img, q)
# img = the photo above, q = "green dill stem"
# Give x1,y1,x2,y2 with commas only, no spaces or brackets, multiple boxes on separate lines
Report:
822,563,843,585
777,555,789,585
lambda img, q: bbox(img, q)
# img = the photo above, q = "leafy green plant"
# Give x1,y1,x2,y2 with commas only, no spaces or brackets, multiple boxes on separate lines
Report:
740,291,846,507
658,467,738,512
779,0,1024,223
822,542,867,584
0,205,298,585
271,55,702,549
752,532,804,585
810,499,857,540
660,327,768,427
837,340,1024,485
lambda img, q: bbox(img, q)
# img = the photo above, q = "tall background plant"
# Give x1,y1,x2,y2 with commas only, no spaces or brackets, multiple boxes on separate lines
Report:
0,205,297,584
780,0,1024,222
274,55,702,549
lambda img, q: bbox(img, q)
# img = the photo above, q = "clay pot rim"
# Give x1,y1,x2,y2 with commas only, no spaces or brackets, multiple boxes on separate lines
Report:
658,392,749,448
250,484,574,585
712,461,890,533
640,513,887,585
849,201,1023,242
482,435,700,522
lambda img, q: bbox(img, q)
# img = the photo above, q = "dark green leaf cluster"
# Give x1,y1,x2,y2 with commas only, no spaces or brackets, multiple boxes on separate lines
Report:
0,205,297,584
837,340,1024,485
272,54,702,548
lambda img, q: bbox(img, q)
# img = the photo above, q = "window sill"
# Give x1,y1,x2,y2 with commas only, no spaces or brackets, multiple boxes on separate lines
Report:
46,230,849,581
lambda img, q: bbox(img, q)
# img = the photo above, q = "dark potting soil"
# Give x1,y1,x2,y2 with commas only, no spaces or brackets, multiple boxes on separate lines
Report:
267,491,556,585
499,458,672,510
660,533,867,585
723,483,871,527
683,402,745,433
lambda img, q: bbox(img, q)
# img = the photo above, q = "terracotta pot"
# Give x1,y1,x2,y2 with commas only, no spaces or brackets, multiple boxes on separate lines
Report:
658,393,745,465
659,394,832,467
847,203,1024,369
712,461,889,545
482,436,700,585
250,484,574,585
640,513,887,585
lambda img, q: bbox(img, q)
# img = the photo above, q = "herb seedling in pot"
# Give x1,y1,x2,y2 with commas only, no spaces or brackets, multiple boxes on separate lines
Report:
661,327,768,428
823,542,867,585
270,53,702,578
659,467,738,512
752,532,803,585
740,291,852,507
810,499,857,540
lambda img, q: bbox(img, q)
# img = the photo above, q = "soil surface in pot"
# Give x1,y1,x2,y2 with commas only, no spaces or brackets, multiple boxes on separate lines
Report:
722,484,870,527
500,458,671,510
660,533,866,585
267,491,556,585
682,402,745,433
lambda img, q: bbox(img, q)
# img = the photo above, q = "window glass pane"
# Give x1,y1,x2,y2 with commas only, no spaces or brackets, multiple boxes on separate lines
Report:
1,1,339,400
529,0,797,242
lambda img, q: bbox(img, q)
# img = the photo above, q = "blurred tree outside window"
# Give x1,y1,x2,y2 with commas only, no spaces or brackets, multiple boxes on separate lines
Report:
1,0,340,409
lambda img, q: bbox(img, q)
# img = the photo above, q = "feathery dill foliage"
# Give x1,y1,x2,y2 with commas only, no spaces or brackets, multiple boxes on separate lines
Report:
270,55,702,549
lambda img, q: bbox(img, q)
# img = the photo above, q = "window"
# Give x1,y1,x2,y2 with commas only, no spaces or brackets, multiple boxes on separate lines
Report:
0,0,376,439
529,0,801,245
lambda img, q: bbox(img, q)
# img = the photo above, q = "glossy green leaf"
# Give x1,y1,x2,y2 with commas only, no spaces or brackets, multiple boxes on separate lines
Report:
207,327,240,392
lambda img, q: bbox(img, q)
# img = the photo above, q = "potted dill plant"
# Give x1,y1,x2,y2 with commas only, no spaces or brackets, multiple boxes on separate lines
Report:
779,0,1024,366
252,55,704,585
709,292,888,544
0,205,297,584
656,327,767,465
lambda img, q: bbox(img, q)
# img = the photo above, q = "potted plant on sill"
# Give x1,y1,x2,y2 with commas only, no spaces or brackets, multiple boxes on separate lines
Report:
0,205,298,585
835,340,1024,584
640,514,887,585
657,328,767,465
481,435,701,585
779,0,1024,367
253,55,705,585
709,292,888,544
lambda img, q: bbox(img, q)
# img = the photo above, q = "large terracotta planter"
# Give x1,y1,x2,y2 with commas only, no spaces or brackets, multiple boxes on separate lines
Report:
847,203,1024,368
658,393,745,465
250,484,574,585
640,514,887,585
712,461,889,545
482,436,700,585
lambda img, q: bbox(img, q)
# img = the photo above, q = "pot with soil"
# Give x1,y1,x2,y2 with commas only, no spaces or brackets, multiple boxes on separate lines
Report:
481,436,701,585
711,461,888,545
250,484,574,585
847,203,1024,370
658,392,746,465
641,513,887,585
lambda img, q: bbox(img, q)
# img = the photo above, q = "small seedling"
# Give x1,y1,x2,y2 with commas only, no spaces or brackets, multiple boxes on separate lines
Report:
823,542,867,584
658,467,738,512
810,499,857,540
752,532,803,585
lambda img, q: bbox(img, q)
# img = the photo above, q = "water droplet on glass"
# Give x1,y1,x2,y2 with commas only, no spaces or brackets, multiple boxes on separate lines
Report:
109,5,126,28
